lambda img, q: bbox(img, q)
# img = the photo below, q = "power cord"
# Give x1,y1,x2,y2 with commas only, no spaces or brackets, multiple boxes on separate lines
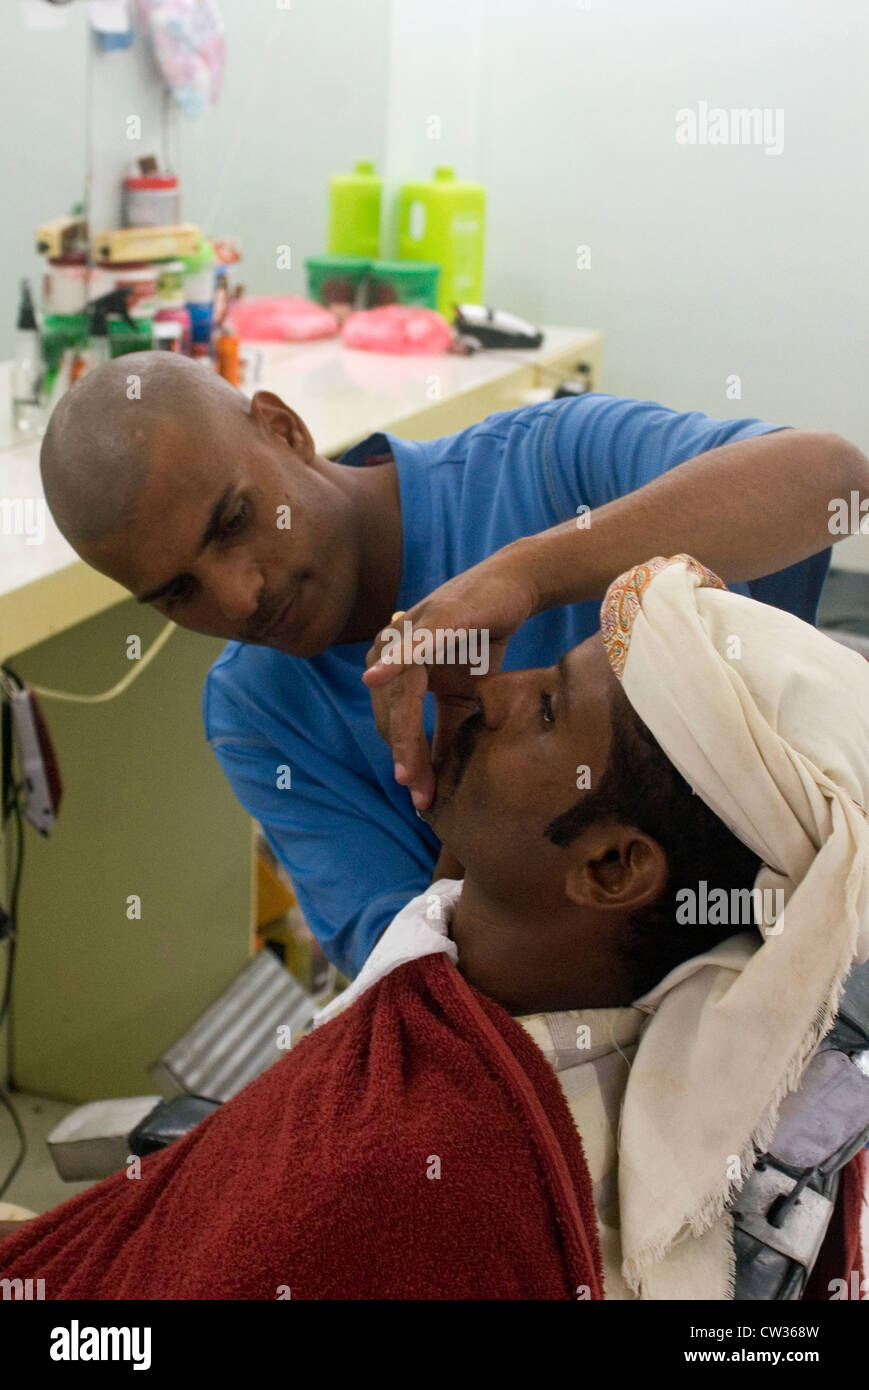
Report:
0,793,24,1042
0,625,175,1200
0,1091,25,1202
24,620,176,704
0,785,26,1201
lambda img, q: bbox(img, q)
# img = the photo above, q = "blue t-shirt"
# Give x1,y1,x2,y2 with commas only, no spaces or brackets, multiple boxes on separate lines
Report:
203,393,830,977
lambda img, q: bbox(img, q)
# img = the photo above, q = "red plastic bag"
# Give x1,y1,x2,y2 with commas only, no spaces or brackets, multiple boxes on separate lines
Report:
226,296,339,342
342,305,453,355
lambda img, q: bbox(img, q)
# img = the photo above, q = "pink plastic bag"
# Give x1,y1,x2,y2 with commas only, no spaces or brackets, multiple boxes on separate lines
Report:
226,296,340,342
342,306,453,355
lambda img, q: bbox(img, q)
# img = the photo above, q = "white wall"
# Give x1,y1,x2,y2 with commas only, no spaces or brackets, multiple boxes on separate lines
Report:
0,0,390,354
1,0,866,564
379,0,484,255
379,0,869,566
0,4,88,359
179,0,391,300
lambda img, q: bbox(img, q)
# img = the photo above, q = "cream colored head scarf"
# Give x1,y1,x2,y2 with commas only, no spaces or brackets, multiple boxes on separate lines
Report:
600,555,869,1299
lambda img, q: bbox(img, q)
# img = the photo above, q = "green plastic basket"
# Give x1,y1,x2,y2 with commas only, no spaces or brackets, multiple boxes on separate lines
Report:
305,254,372,308
366,259,440,309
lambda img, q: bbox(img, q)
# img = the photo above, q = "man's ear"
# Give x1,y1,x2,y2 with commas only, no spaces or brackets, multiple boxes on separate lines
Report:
250,391,316,463
563,819,669,913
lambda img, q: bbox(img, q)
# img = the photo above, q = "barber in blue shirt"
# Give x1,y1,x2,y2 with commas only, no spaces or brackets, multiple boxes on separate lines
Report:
199,390,854,977
44,360,861,977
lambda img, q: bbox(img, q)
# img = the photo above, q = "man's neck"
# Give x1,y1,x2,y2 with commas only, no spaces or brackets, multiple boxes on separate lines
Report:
328,455,403,644
448,876,640,1014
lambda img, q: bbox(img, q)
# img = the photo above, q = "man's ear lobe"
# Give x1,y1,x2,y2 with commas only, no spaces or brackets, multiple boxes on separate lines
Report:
563,822,669,912
250,391,316,462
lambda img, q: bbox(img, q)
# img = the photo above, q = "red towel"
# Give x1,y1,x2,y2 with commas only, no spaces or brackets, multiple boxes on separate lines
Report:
0,954,604,1300
2,950,862,1300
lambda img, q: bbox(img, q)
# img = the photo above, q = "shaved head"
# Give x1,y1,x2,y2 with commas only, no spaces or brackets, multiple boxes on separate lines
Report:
35,349,399,657
40,352,247,547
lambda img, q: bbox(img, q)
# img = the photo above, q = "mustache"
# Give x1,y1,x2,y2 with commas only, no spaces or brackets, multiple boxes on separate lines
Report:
249,586,296,641
419,707,484,829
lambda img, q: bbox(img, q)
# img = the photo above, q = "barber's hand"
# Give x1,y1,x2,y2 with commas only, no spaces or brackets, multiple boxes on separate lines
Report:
363,543,538,809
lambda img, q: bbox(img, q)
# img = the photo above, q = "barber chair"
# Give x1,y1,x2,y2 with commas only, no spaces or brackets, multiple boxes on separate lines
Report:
732,958,869,1298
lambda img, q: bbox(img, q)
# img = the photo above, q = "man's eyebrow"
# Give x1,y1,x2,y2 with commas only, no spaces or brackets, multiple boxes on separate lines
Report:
135,485,237,604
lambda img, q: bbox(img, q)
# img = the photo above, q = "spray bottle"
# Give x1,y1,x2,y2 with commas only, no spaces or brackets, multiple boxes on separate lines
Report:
73,287,139,379
12,279,44,432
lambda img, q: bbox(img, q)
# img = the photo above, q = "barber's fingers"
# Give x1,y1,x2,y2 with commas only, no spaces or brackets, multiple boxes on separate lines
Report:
432,692,479,771
363,610,410,687
482,635,508,680
369,662,434,808
363,655,402,687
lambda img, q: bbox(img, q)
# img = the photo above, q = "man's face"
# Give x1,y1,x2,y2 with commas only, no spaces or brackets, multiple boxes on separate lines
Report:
81,407,358,656
427,634,618,900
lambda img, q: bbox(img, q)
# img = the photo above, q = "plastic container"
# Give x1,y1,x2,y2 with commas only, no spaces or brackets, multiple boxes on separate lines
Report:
123,173,180,228
155,260,186,300
398,165,485,317
42,312,89,394
153,319,183,351
183,243,215,345
188,301,213,346
154,260,191,353
12,280,43,431
183,240,215,305
328,160,381,259
216,329,240,386
305,254,371,311
366,259,440,309
43,257,113,315
154,303,191,355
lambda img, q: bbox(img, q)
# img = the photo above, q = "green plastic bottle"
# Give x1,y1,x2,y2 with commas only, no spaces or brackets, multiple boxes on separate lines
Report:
397,166,485,318
328,160,382,259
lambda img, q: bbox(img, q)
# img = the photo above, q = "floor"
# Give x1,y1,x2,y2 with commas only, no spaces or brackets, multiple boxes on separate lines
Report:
0,1091,96,1217
818,566,869,638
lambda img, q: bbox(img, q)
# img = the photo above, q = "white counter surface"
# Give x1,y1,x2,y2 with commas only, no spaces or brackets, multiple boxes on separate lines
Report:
0,326,601,657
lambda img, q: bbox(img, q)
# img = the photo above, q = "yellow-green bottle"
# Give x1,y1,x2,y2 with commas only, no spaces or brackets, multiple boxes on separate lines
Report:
328,160,382,259
397,166,486,317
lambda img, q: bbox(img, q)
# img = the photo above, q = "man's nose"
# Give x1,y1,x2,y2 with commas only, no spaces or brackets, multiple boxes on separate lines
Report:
474,671,532,730
201,555,264,625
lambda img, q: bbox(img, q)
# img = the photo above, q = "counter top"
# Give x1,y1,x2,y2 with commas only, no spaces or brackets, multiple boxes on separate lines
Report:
0,326,601,659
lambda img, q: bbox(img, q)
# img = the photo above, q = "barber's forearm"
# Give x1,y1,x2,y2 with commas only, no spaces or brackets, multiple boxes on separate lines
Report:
518,430,869,612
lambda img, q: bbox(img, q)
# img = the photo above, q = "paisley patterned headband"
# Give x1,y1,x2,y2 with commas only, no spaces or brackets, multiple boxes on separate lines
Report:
600,554,726,681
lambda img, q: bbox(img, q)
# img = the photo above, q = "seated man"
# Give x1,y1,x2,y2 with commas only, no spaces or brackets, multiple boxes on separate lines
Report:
1,556,867,1300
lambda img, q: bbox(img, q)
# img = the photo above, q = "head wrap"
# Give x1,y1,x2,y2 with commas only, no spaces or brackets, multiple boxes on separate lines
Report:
600,555,869,1298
